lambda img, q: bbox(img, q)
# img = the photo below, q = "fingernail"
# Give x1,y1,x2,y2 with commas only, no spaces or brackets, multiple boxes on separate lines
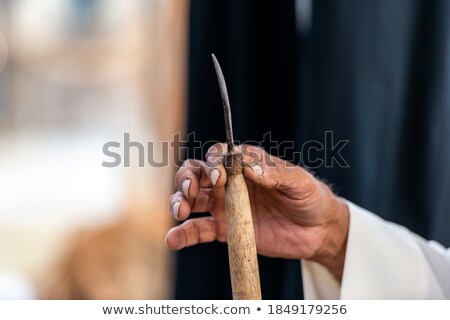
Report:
182,179,191,197
206,155,222,167
210,169,220,186
172,201,181,220
251,164,263,176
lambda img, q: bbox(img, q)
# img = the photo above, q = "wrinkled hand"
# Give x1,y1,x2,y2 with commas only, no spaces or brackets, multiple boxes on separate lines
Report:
165,144,349,280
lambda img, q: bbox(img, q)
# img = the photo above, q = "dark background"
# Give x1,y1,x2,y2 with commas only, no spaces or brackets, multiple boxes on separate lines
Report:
175,0,450,299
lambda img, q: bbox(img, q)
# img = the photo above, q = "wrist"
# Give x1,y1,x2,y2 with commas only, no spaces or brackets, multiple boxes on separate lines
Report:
311,197,349,281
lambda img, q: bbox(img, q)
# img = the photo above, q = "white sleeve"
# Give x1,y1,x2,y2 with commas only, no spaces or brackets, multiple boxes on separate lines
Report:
301,200,450,299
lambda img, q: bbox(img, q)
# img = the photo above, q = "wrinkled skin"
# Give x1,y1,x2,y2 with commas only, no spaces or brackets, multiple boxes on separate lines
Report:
166,144,349,281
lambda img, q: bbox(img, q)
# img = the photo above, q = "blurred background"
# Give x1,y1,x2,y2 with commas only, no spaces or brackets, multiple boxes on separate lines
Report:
0,0,449,300
0,0,188,299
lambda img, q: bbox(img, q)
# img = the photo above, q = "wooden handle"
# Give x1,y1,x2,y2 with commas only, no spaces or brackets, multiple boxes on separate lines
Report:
224,152,262,300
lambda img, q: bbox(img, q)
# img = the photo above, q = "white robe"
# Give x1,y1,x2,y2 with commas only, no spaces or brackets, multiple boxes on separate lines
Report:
302,200,450,299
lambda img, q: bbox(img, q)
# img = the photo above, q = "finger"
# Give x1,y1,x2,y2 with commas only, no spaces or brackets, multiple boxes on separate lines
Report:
165,217,226,250
169,189,215,221
175,159,217,199
169,191,193,221
191,188,215,213
205,143,227,187
169,191,184,220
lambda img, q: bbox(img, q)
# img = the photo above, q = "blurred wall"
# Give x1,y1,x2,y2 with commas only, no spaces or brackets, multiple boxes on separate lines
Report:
0,0,188,299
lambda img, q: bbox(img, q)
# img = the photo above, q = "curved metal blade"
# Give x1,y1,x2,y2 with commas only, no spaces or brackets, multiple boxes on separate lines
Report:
212,53,234,153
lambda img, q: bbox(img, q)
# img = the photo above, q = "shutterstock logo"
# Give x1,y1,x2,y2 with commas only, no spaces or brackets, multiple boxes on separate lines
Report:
101,131,349,169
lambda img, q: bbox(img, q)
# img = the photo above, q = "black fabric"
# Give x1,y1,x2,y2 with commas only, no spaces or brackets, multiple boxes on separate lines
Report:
174,0,450,299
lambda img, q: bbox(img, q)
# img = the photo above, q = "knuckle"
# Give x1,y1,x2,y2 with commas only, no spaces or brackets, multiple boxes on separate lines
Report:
206,157,223,171
180,159,201,170
174,173,184,189
175,166,192,188
200,161,211,174
206,143,226,158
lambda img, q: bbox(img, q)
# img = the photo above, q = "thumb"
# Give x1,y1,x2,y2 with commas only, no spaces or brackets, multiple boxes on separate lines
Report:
241,146,317,199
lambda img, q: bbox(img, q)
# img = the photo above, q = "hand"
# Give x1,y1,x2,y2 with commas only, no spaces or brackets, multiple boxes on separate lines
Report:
165,144,349,280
